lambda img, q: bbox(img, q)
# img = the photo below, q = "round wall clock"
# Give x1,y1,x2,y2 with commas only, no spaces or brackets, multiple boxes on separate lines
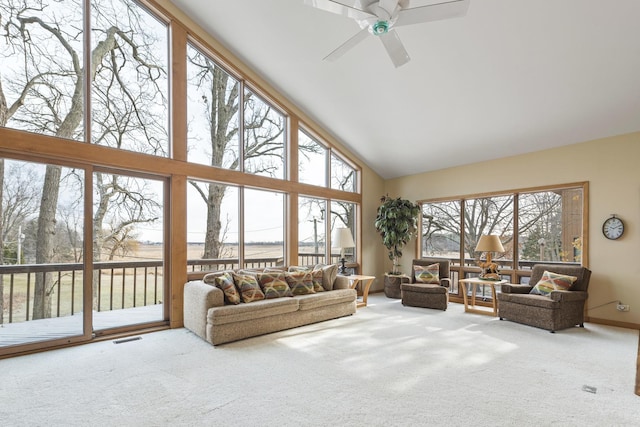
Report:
602,215,624,240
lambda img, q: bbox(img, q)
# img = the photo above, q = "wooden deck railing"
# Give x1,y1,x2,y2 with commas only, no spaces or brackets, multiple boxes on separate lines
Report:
1,255,576,324
0,253,344,324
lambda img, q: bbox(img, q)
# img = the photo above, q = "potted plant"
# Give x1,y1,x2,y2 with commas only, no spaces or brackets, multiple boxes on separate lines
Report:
375,195,421,298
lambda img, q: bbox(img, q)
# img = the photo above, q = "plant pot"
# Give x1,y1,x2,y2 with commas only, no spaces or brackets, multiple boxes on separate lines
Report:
384,274,409,299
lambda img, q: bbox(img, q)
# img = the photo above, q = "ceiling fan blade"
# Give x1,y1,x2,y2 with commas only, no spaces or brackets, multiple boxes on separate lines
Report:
304,0,374,21
379,29,410,68
378,0,399,15
395,0,470,27
323,28,370,62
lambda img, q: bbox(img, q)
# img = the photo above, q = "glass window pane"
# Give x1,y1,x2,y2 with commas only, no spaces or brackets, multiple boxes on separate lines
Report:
421,201,461,262
464,195,513,271
1,158,84,345
0,1,84,140
92,171,164,330
298,130,327,187
243,89,285,179
331,153,355,192
298,197,327,266
187,180,239,270
244,189,284,268
330,200,356,268
518,188,583,267
186,44,240,169
91,0,169,156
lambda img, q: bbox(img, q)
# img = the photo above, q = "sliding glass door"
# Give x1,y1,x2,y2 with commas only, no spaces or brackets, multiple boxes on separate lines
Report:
92,170,167,333
0,158,87,352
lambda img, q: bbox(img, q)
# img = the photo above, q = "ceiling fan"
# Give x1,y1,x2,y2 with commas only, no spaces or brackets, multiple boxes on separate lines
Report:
305,0,470,68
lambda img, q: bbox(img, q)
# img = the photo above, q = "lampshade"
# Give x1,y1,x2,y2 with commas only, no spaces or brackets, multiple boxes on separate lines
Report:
332,227,355,250
475,235,504,253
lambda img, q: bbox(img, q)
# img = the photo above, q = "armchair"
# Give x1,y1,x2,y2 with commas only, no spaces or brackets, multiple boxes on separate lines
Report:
497,264,592,332
401,258,451,310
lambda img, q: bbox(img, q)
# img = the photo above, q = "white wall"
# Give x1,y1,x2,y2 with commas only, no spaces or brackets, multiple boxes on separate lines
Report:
382,132,640,327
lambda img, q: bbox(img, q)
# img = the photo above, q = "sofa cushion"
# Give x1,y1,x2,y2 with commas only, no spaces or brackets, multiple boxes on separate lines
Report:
297,289,357,311
258,271,293,299
207,297,299,325
285,270,316,295
530,270,577,296
498,292,560,309
233,273,266,303
213,271,241,305
414,263,439,284
401,282,447,294
315,263,338,291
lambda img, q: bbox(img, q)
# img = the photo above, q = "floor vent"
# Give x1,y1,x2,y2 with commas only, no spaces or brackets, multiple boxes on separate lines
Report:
113,336,142,344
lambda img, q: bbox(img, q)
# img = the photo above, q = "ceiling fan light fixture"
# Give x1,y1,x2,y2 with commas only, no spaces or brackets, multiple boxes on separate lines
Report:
372,20,389,35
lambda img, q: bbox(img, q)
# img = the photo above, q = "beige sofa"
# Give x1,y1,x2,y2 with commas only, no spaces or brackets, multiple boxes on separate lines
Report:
183,267,357,345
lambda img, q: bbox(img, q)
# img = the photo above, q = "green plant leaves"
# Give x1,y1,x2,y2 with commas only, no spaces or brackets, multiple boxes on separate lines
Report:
375,195,420,271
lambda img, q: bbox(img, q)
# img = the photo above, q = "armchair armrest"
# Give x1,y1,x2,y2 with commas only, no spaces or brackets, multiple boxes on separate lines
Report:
183,280,224,340
550,290,588,302
440,278,451,288
500,284,533,294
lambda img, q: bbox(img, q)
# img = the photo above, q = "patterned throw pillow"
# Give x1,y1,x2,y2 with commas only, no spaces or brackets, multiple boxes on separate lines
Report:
202,270,234,285
258,271,293,299
288,266,310,273
285,271,315,295
530,270,578,296
414,263,440,284
315,263,338,291
233,273,266,303
213,271,241,305
310,268,325,292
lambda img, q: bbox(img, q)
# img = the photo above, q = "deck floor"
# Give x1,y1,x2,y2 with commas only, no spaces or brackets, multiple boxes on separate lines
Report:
0,304,164,347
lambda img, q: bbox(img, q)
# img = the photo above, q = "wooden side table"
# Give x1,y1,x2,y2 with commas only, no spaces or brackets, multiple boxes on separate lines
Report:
344,275,376,308
458,278,507,316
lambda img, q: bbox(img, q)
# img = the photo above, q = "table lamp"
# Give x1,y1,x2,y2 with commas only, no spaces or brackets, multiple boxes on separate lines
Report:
332,227,355,275
475,234,504,279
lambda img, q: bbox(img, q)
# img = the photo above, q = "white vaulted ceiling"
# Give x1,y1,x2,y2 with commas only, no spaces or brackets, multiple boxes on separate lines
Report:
170,0,640,179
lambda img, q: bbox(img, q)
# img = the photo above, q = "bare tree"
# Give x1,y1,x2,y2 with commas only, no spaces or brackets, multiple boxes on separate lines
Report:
1,0,167,318
92,172,160,308
422,192,563,261
187,51,291,259
1,163,41,250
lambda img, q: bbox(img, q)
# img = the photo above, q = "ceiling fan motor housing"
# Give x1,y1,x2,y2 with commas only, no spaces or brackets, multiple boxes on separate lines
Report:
372,20,390,35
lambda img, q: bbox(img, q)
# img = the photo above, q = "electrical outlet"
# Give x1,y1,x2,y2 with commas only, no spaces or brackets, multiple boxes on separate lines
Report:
616,304,630,312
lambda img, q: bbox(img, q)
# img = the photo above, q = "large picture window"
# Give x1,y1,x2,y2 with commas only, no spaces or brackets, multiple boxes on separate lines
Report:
420,183,587,291
0,0,363,357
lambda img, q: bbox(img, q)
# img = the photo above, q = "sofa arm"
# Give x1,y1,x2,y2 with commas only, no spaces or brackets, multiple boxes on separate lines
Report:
500,284,533,294
550,290,588,302
440,278,451,288
183,280,224,340
333,275,351,290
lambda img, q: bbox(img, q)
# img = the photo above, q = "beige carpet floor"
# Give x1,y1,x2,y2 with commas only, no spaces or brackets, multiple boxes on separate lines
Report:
1,294,639,426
